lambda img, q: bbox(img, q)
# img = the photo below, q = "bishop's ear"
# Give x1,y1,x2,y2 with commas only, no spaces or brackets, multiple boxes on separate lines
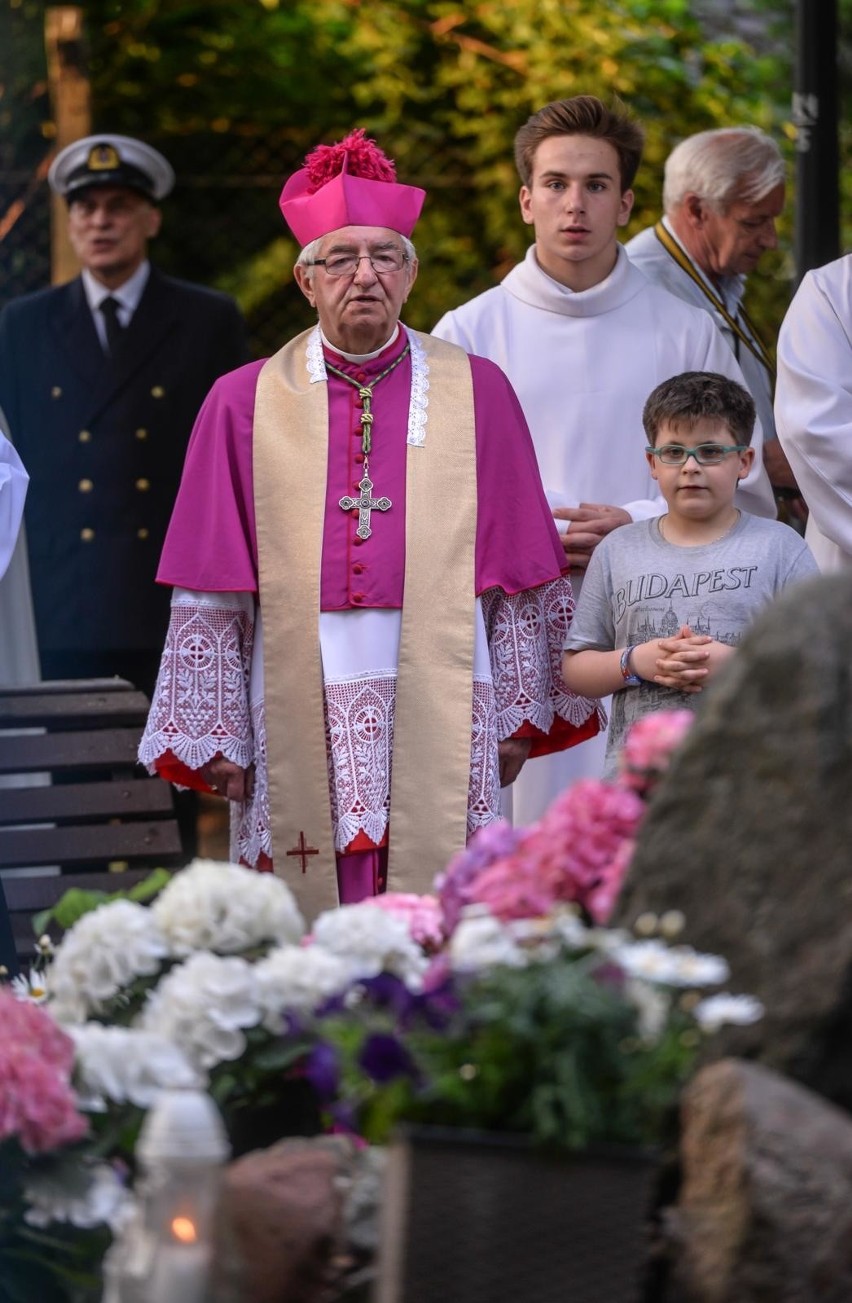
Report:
293,263,317,307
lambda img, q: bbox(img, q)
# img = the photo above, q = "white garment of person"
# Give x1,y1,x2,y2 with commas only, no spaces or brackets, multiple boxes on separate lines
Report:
0,418,27,584
775,253,852,572
433,242,776,820
626,219,777,447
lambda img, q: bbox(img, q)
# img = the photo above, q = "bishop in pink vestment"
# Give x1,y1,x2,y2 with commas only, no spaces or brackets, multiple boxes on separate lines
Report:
139,130,602,908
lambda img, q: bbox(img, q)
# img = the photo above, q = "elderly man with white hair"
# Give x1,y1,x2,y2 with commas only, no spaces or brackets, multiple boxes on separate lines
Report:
626,126,798,501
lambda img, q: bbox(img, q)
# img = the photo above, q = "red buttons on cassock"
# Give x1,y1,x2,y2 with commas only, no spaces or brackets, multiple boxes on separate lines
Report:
355,453,364,464
352,563,365,575
353,537,364,547
352,593,364,603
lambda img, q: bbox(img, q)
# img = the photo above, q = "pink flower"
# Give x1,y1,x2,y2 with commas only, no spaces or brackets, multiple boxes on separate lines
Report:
370,893,445,952
618,710,695,795
0,990,87,1154
482,781,645,925
0,990,75,1075
0,1051,87,1154
468,858,560,922
436,821,524,934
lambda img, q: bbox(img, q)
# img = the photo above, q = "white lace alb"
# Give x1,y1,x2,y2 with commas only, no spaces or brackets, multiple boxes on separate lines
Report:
140,578,598,865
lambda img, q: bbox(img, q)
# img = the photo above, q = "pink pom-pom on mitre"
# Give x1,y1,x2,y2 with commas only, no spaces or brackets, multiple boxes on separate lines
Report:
304,128,397,195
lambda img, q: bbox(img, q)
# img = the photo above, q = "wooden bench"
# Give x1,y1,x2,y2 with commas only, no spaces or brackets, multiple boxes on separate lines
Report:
0,678,182,973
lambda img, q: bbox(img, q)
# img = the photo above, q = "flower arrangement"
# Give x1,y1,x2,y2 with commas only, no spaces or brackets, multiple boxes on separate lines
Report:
0,710,762,1298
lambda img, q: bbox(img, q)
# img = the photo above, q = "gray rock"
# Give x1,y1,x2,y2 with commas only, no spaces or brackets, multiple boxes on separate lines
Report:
666,1059,852,1302
616,575,852,1108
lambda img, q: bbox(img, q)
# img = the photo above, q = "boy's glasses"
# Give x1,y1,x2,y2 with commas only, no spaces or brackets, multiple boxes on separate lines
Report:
646,443,749,466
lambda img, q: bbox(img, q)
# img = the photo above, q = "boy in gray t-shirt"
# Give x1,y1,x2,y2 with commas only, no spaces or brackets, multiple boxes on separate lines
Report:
563,372,818,773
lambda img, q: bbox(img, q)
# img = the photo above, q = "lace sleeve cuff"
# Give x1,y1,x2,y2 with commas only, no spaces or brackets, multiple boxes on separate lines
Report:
138,591,256,776
482,579,604,744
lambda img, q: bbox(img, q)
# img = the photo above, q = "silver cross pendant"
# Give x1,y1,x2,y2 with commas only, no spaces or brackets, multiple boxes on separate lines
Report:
339,468,392,540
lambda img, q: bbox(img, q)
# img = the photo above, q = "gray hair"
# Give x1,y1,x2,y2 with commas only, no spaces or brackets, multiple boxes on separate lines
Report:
662,127,785,214
296,233,417,281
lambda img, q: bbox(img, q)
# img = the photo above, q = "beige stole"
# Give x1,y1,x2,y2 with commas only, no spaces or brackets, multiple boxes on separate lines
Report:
253,328,477,917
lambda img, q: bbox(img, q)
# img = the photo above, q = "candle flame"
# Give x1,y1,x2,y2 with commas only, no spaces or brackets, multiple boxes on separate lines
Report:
171,1216,198,1244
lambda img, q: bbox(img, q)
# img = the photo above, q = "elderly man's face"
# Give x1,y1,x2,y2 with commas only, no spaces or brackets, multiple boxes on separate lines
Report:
694,182,785,279
67,185,161,288
294,225,418,355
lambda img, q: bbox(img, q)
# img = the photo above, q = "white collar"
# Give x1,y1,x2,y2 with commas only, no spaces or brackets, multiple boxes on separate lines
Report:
82,261,151,315
501,243,646,318
320,324,400,362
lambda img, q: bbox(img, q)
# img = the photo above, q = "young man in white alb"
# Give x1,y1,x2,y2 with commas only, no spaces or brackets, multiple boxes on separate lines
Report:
433,95,776,821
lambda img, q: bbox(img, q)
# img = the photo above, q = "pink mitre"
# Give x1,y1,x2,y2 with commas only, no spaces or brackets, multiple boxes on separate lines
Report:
279,128,426,246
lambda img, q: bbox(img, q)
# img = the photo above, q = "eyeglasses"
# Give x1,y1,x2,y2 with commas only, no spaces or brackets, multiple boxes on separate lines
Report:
646,443,749,466
306,250,408,277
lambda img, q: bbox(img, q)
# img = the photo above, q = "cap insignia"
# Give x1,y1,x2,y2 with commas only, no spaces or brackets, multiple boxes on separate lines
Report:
87,144,121,172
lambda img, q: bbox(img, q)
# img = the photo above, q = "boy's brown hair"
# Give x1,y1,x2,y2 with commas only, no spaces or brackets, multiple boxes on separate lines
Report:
642,371,756,446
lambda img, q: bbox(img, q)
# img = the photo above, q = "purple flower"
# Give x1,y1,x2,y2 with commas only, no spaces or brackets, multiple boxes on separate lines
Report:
357,972,417,1017
436,820,524,933
591,960,627,994
358,1033,418,1084
408,978,461,1031
303,1041,340,1100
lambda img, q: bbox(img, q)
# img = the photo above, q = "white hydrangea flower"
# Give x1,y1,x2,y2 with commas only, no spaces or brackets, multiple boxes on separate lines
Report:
69,1024,201,1110
46,900,169,1021
139,952,260,1071
448,914,530,972
612,940,729,988
253,945,358,1031
693,992,765,1033
312,902,427,985
152,858,305,956
24,1162,133,1231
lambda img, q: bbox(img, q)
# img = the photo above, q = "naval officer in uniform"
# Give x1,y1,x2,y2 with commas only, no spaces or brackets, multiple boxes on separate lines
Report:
0,134,249,697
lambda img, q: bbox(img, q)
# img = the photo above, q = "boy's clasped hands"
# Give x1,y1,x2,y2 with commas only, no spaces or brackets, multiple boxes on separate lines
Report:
633,623,735,693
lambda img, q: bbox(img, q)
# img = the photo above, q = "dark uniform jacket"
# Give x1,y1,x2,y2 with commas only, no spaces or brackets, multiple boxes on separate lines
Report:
0,268,248,666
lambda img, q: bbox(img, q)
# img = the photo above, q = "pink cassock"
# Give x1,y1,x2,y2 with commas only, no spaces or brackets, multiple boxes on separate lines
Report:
157,332,569,601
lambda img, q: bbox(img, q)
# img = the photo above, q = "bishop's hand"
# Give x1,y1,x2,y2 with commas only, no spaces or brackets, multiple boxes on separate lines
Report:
199,756,255,802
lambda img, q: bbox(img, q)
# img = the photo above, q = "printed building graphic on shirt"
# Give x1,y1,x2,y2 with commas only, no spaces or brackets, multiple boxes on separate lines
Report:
630,600,742,649
614,564,760,646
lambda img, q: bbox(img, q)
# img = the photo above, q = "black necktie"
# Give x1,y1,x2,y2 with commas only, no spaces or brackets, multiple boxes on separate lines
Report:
100,296,124,355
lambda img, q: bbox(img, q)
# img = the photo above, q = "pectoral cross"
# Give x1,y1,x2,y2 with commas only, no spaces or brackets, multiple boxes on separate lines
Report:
339,470,392,540
286,831,319,873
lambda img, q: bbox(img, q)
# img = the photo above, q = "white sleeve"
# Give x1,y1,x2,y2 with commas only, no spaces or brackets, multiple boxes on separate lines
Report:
0,423,28,582
776,264,852,555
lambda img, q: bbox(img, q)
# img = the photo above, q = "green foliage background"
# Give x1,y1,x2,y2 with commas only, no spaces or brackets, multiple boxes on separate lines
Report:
2,0,850,350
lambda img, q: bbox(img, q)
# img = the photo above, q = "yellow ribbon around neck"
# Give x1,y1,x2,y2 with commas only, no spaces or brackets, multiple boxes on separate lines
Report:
653,222,775,377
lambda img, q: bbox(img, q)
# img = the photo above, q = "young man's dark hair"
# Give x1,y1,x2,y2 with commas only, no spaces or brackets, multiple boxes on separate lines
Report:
513,95,645,191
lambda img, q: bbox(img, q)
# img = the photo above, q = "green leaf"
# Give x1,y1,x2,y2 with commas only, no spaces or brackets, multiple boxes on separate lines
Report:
41,889,110,932
126,868,172,901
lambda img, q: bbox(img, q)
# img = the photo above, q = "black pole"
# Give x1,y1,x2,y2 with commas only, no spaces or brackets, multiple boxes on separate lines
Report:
793,0,840,284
